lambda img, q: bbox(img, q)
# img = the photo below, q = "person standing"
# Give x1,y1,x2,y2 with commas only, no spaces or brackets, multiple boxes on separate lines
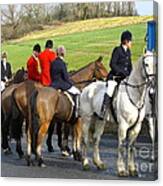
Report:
39,40,57,86
27,44,41,82
1,51,12,91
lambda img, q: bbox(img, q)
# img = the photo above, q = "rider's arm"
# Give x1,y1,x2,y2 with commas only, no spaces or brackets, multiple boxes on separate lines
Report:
61,62,73,85
110,48,126,77
7,63,12,79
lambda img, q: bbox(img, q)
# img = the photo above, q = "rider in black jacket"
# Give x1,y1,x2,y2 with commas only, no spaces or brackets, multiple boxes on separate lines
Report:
100,30,133,119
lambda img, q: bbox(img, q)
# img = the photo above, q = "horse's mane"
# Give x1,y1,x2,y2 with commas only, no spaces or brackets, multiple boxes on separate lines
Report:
69,56,103,76
69,62,94,76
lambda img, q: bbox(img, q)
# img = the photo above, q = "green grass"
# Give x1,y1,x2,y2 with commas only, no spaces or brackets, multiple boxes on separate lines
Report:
2,21,149,72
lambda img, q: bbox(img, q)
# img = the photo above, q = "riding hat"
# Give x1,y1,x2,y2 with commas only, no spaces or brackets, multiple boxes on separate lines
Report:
33,44,41,53
121,30,132,42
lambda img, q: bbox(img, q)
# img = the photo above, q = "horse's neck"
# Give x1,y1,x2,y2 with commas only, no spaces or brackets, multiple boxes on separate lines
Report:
126,61,147,106
70,63,94,83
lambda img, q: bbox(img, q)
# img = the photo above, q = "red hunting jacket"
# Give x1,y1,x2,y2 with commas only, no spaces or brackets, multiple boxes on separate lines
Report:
27,55,41,82
39,49,57,86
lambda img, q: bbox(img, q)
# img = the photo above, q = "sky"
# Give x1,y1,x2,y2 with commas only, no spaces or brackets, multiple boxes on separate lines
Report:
1,0,154,16
135,0,153,16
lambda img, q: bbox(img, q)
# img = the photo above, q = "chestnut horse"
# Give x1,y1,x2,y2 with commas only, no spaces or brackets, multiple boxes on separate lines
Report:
10,57,108,160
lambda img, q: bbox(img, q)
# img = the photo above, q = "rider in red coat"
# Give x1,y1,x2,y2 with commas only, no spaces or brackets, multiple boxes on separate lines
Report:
27,44,41,82
39,40,57,86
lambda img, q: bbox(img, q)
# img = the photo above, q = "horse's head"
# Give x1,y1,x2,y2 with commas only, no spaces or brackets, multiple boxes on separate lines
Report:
93,56,108,80
141,51,156,82
13,67,28,83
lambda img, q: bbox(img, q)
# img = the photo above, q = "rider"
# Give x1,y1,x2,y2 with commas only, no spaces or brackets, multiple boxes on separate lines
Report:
39,40,57,86
27,44,41,82
100,30,133,119
50,45,80,117
1,51,12,91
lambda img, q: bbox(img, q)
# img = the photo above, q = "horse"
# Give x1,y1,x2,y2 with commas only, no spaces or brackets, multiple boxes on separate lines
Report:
25,57,108,167
79,52,156,175
9,57,108,159
46,56,108,153
1,68,28,156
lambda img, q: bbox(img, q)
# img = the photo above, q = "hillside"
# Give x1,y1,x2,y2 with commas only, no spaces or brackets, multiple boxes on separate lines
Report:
2,16,153,71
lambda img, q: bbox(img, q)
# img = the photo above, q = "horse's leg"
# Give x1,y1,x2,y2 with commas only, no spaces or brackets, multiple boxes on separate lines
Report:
148,117,155,161
1,117,12,154
128,122,142,177
61,122,71,156
26,128,33,166
117,120,129,177
46,121,55,152
56,121,62,149
72,118,82,161
82,116,91,170
13,117,24,158
36,122,49,167
92,119,106,170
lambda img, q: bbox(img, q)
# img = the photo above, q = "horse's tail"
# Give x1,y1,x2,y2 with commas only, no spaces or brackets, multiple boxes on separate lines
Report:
30,89,39,154
10,89,24,140
11,89,20,120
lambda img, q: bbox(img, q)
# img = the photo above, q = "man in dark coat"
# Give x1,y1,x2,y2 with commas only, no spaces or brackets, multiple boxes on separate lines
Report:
1,52,12,91
99,30,133,119
51,45,80,117
108,31,133,82
50,46,73,91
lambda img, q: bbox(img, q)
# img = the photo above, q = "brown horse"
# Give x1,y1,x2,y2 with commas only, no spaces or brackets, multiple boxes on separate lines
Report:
47,56,108,152
10,57,108,160
1,68,28,157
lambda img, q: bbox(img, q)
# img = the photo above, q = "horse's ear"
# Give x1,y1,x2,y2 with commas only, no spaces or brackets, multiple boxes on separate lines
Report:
22,67,25,71
96,56,103,63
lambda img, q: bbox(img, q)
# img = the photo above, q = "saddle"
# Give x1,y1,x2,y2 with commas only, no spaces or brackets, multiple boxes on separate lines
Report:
109,85,119,124
58,89,78,123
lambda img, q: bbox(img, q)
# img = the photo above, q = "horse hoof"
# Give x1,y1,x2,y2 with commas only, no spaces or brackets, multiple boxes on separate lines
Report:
18,151,24,159
73,151,82,161
77,153,82,162
83,164,90,171
129,169,138,177
118,170,129,177
3,148,12,155
97,163,107,170
48,146,54,152
40,163,46,168
62,150,70,157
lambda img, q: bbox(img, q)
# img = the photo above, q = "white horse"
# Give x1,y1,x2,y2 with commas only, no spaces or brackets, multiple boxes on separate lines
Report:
79,52,156,176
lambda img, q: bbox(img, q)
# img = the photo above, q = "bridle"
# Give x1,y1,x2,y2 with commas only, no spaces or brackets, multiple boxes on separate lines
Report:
121,54,156,127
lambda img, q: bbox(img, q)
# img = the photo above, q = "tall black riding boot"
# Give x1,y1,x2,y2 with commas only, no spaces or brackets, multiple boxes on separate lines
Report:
100,93,111,120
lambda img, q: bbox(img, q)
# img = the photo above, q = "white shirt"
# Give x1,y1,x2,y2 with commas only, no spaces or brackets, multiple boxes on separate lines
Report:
122,45,128,52
2,59,7,70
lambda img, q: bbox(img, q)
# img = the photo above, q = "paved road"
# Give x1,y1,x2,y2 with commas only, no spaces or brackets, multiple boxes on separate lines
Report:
1,134,158,180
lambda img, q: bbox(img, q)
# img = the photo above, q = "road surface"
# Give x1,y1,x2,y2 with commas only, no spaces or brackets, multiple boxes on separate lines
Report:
1,133,158,180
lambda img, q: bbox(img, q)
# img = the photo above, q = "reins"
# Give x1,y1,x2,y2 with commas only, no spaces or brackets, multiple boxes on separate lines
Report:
73,79,96,85
119,54,155,128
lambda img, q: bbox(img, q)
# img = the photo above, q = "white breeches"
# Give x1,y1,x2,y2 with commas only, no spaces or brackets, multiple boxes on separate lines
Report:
106,80,117,97
68,86,80,95
1,81,5,92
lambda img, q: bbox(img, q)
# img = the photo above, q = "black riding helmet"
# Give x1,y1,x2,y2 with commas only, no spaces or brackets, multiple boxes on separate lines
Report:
121,30,132,43
33,44,41,53
45,40,53,49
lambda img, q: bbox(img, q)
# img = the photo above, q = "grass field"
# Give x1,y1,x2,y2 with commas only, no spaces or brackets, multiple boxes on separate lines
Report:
2,16,153,72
